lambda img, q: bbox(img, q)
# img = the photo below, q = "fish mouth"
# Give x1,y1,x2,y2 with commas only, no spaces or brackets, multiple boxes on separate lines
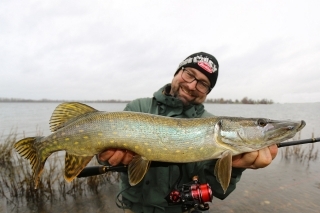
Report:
286,120,306,131
263,119,306,144
277,120,306,131
297,120,306,132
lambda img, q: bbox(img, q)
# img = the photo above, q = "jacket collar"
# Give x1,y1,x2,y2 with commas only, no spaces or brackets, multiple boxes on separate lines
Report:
153,84,205,118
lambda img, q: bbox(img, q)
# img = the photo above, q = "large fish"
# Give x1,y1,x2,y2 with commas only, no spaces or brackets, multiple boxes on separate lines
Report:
14,102,305,192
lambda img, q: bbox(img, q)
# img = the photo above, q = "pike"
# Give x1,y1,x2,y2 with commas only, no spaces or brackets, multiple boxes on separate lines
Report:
14,102,305,193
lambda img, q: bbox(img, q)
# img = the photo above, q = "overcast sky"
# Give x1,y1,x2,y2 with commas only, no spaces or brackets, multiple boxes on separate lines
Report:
1,0,319,103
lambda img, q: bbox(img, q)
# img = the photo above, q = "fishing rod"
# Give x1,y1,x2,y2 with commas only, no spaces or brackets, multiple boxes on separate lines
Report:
78,137,320,178
77,161,177,178
77,137,320,213
277,137,320,147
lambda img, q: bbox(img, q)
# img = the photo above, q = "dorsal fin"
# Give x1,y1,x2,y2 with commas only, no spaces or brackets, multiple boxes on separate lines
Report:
49,102,98,132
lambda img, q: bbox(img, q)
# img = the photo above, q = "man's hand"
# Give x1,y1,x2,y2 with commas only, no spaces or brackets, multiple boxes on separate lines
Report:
98,149,135,166
232,144,278,169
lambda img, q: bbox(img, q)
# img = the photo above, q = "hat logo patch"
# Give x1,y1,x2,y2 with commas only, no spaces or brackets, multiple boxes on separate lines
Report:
178,55,218,73
198,61,213,73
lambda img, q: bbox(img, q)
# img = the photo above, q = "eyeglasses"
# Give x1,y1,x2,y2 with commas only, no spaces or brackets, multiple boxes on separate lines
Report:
181,67,211,94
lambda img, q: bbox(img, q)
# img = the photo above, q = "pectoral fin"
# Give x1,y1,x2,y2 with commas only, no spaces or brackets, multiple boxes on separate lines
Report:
128,155,151,186
214,150,233,194
64,152,93,182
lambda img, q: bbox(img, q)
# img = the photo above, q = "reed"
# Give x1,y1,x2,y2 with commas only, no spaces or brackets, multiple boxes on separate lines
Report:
0,131,115,209
280,132,319,163
3,129,317,211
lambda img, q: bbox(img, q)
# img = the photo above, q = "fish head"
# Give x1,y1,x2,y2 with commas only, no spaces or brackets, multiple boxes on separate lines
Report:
214,117,306,153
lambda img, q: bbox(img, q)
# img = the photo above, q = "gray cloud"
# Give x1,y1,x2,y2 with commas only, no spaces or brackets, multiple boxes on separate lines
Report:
1,0,320,103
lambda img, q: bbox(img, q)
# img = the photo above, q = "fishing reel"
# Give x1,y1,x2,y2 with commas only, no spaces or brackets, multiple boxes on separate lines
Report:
165,176,213,212
78,162,213,212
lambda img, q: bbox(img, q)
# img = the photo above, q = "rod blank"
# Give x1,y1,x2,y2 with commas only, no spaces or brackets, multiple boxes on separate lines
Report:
277,137,320,148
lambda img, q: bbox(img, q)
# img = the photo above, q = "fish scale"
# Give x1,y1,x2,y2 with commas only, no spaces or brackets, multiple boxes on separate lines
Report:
14,102,305,193
48,111,220,160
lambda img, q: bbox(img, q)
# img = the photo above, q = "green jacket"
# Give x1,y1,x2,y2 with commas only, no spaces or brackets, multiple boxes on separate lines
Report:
118,84,245,213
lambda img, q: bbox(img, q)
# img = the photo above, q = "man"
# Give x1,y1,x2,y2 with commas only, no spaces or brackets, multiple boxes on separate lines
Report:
98,52,278,213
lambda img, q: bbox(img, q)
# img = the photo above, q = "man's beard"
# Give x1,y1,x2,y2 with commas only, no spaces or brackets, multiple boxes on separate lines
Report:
172,83,197,106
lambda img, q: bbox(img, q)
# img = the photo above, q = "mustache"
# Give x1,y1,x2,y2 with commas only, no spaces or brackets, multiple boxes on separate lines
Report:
180,83,198,96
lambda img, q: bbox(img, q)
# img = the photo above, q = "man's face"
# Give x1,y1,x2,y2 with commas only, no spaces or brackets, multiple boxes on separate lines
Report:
170,67,210,105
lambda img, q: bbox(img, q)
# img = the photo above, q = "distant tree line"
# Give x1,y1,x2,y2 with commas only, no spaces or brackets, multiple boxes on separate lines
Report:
0,98,130,103
206,97,274,104
1,97,273,104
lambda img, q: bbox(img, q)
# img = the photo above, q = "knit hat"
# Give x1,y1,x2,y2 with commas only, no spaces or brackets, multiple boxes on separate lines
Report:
175,52,219,91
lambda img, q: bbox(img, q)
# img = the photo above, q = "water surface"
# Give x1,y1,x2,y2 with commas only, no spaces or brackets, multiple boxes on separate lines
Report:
1,102,319,212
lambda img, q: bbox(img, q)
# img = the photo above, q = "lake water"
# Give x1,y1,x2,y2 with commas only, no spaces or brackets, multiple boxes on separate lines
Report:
0,102,319,212
1,102,319,139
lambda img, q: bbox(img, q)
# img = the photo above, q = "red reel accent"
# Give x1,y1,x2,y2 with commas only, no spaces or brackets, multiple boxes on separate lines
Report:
169,190,181,203
199,183,212,202
190,183,212,203
190,184,200,200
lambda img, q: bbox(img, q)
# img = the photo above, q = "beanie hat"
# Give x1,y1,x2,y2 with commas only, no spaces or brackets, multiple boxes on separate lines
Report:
175,52,219,91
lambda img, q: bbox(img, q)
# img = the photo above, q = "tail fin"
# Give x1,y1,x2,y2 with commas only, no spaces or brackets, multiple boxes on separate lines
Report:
14,137,47,189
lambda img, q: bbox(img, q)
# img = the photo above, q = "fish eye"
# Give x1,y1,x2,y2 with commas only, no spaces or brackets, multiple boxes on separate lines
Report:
257,119,268,127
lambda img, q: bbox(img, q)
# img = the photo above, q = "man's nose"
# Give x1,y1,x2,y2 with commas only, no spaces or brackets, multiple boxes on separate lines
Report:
187,80,197,90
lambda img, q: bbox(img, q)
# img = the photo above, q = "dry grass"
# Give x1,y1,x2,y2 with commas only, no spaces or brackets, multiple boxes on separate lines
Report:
280,132,319,164
2,129,318,212
0,131,117,209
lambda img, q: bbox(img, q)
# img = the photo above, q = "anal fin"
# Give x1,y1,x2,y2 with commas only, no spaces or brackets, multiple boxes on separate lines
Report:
64,152,93,182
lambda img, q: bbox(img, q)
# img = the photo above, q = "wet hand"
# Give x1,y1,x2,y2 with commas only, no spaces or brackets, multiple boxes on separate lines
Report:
232,144,278,169
98,149,135,166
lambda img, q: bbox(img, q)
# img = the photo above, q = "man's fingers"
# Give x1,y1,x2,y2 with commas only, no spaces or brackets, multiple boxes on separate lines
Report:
232,151,258,168
252,147,272,169
98,149,116,162
232,145,279,169
98,149,136,166
122,151,135,165
108,150,126,166
268,144,278,160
